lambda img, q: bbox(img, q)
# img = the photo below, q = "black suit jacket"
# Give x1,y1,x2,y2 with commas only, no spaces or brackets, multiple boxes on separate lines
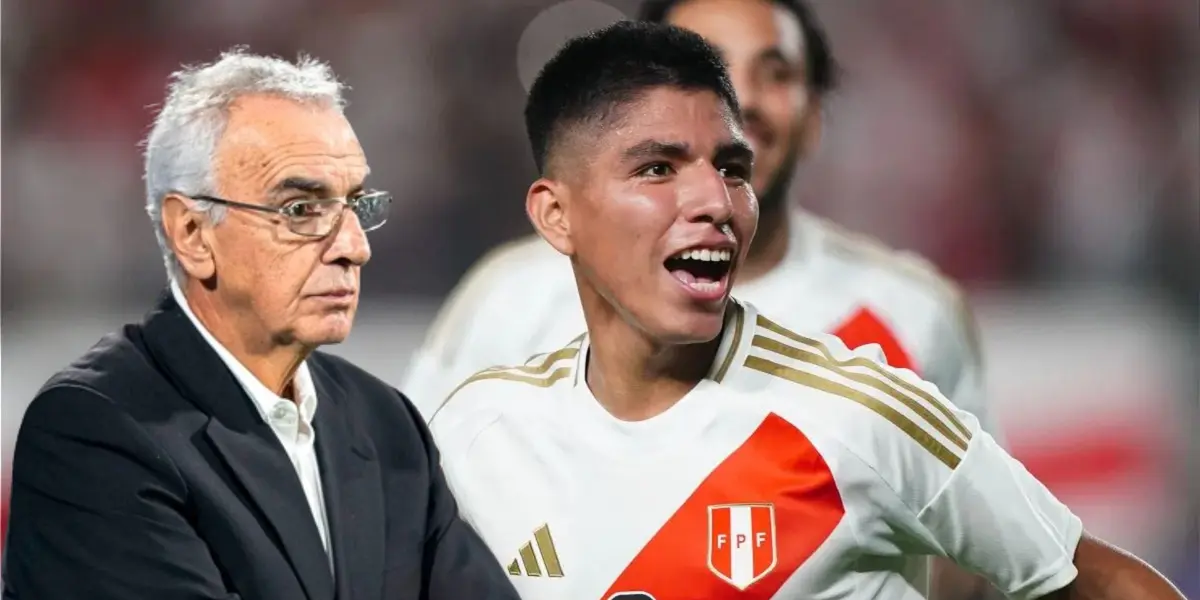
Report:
2,292,518,600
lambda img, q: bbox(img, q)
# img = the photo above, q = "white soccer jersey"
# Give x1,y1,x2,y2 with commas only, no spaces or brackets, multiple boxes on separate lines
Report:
429,301,1082,600
403,210,996,438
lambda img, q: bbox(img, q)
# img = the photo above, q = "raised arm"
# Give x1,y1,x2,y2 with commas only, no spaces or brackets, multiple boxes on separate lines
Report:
3,386,238,600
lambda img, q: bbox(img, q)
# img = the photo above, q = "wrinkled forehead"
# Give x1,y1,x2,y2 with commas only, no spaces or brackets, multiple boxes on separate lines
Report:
215,94,367,194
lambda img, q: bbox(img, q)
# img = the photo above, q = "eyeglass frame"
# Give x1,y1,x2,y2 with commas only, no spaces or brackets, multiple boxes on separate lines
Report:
180,190,392,238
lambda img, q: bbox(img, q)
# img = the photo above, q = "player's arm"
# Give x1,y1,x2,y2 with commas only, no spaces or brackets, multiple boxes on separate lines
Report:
882,390,1181,598
922,434,1182,599
814,328,1182,600
1038,536,1188,599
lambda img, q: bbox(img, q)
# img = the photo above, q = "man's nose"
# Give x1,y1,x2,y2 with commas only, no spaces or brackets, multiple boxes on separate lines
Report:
324,209,372,266
679,164,734,226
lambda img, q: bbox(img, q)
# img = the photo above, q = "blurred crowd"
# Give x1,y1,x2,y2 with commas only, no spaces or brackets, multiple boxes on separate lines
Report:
2,0,1197,315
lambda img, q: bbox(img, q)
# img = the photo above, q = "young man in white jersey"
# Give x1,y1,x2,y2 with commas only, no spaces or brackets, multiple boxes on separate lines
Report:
429,21,1184,600
651,3,993,597
403,0,994,460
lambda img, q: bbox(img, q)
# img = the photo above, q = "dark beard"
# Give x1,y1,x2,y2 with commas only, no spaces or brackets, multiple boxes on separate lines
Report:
743,136,802,270
756,138,800,222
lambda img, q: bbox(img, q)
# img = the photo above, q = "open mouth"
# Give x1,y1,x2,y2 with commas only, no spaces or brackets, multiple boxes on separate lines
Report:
663,247,734,295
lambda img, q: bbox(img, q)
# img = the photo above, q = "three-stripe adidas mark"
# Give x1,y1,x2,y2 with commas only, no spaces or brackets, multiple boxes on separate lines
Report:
747,313,972,469
507,523,564,578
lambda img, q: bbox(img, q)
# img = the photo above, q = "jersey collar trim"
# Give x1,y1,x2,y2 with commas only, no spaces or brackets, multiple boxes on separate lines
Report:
710,299,755,383
572,299,756,388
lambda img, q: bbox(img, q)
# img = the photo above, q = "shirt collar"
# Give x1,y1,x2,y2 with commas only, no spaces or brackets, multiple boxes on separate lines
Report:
572,299,754,387
170,282,318,424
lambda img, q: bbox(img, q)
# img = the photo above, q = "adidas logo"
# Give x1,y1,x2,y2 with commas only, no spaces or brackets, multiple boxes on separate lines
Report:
506,523,564,578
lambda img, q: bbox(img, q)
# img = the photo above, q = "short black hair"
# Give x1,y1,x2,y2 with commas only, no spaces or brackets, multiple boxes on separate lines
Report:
639,0,838,97
524,20,740,175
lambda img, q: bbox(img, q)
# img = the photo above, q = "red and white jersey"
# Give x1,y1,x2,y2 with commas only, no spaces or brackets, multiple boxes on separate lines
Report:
404,210,996,438
428,301,1081,600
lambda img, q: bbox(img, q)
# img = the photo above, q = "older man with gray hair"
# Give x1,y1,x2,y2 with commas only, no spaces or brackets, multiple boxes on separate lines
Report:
2,49,518,600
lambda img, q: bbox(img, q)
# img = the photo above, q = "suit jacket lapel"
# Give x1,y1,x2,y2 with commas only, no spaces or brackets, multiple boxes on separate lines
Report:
140,290,335,600
310,361,386,600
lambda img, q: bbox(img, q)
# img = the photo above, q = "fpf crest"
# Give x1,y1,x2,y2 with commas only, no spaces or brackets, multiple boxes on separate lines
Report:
707,503,777,590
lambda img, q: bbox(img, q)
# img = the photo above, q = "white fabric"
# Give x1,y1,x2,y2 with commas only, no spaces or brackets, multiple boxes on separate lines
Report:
171,283,332,568
429,301,1082,599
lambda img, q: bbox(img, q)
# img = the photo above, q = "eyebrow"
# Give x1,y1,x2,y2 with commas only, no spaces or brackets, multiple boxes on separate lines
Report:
272,176,329,196
622,138,754,164
715,139,754,165
621,139,693,163
270,176,366,199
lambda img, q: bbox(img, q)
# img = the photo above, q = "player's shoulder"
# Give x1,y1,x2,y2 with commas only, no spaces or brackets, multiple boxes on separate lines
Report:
799,212,984,370
470,233,568,280
738,306,976,473
420,234,572,354
447,234,568,304
802,212,967,311
428,332,586,425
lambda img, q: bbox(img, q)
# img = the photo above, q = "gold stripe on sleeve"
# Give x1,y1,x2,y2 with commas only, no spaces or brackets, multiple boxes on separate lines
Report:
757,314,972,443
744,355,960,469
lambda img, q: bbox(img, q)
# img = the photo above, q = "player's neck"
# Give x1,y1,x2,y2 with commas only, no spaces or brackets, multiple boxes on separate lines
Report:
738,206,790,283
581,302,720,423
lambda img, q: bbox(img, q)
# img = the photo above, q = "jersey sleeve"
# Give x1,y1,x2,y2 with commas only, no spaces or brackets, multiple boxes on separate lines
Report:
927,295,1004,444
841,341,1082,599
789,329,1079,599
914,422,1083,599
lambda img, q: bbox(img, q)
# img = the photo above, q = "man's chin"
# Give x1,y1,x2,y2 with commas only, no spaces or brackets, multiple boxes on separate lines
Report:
654,308,726,346
296,314,356,347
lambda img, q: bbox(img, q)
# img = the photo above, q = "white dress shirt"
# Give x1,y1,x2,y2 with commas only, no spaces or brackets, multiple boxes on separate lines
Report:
172,283,332,567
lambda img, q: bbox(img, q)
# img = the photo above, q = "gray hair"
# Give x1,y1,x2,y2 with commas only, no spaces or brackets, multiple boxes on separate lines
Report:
142,47,347,282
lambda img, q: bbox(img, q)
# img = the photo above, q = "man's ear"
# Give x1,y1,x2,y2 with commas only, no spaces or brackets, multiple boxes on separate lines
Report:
161,194,216,280
526,177,574,256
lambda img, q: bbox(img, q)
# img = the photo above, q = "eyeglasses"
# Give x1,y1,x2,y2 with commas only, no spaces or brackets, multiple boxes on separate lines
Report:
185,191,392,238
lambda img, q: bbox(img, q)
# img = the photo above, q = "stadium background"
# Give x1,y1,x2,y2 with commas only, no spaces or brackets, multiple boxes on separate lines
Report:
2,0,1197,592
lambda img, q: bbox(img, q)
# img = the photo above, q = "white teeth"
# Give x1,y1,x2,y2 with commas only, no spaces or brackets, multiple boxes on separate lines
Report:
675,248,731,262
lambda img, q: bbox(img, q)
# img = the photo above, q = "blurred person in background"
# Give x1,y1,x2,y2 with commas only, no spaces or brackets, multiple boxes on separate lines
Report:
1,49,518,600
